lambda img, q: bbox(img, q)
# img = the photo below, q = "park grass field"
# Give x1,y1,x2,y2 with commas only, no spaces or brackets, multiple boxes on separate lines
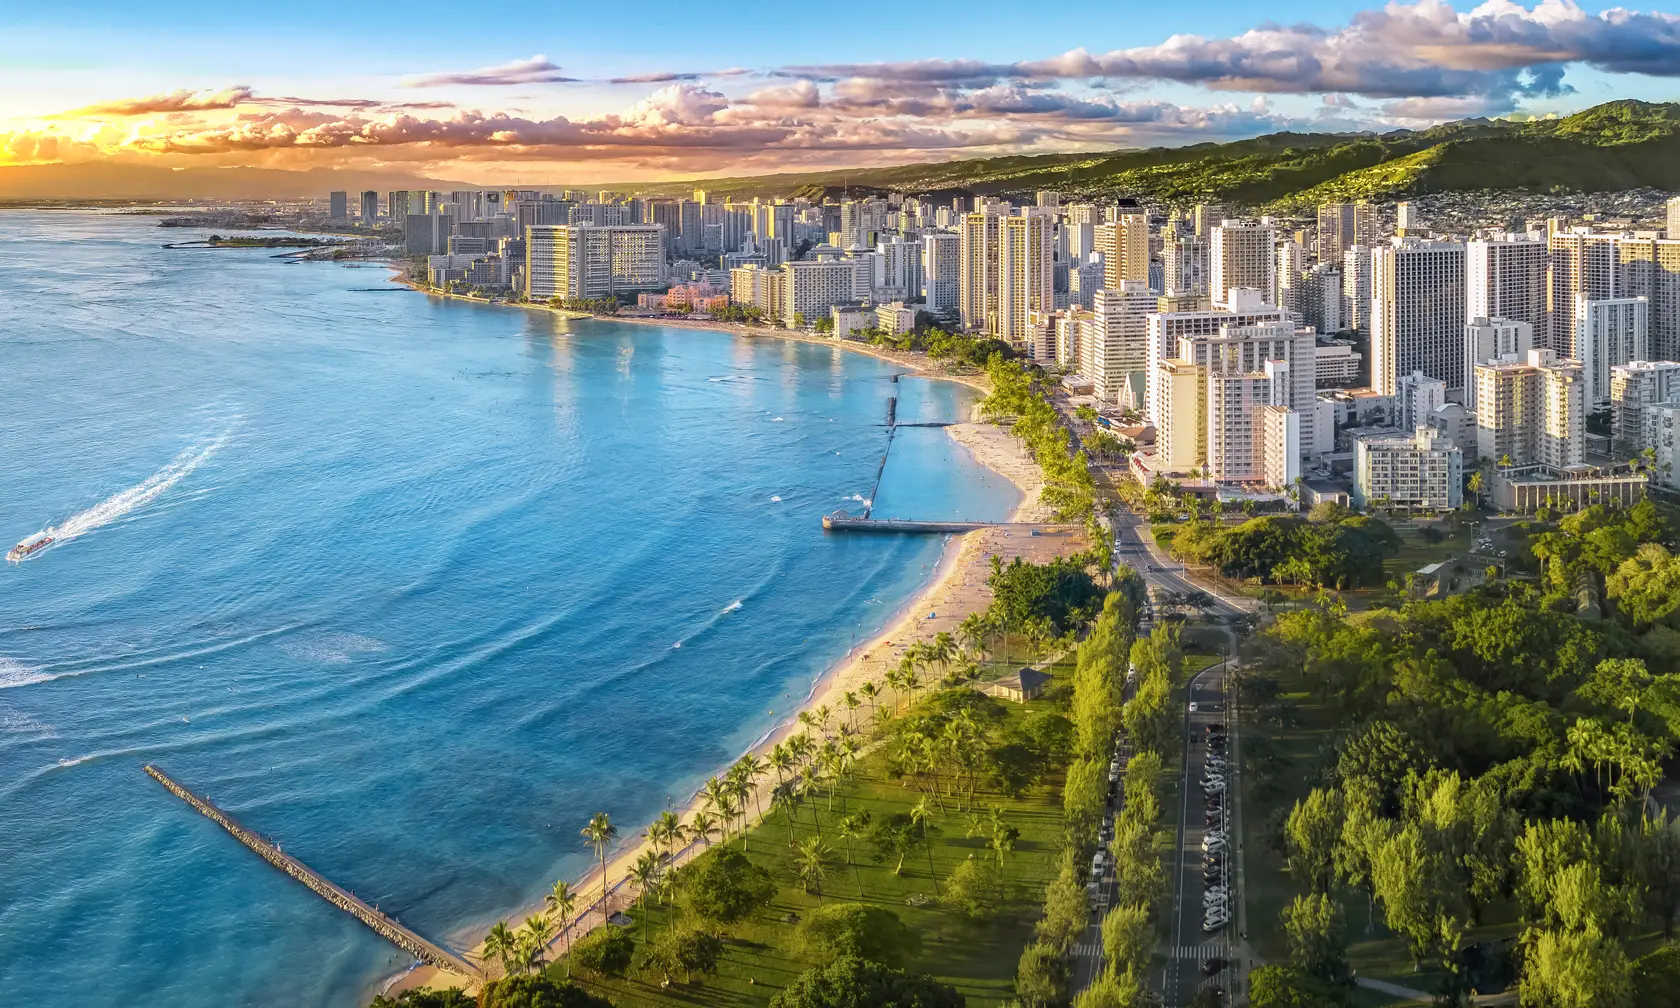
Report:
550,671,1077,1008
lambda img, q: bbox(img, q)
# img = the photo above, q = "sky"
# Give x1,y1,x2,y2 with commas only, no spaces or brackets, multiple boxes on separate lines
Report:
2,0,1680,184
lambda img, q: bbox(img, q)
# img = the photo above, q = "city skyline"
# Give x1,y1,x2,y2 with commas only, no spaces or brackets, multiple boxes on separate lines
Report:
3,0,1680,183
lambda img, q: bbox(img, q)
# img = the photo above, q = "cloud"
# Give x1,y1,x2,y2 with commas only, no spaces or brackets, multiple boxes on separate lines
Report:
251,96,459,111
773,0,1678,106
403,55,578,87
63,87,255,117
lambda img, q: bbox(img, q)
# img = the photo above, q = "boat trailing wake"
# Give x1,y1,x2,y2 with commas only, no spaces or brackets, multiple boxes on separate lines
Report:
11,431,230,561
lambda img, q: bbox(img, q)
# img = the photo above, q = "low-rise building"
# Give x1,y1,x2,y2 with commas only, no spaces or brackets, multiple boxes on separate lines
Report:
1489,464,1648,512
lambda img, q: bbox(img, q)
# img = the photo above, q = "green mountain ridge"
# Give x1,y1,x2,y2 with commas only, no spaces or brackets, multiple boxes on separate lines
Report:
618,100,1680,208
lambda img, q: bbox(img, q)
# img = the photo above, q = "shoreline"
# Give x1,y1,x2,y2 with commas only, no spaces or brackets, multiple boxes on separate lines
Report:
379,271,1079,999
388,270,991,395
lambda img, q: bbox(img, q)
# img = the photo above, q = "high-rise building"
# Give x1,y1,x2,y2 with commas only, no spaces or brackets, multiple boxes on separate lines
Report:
1082,281,1155,408
1370,241,1466,395
1145,292,1288,427
959,210,1003,333
870,237,922,302
360,190,379,224
1463,317,1534,413
996,212,1055,345
1575,295,1649,409
525,224,666,301
1467,234,1548,345
1068,255,1105,311
1546,228,1618,357
1473,349,1585,469
1163,234,1208,296
922,232,960,320
1297,263,1344,335
1609,359,1680,454
1151,318,1317,480
1259,404,1303,489
1192,204,1226,238
1604,236,1680,361
404,213,455,255
329,191,348,219
1274,240,1307,313
1317,203,1373,263
1396,202,1417,236
780,259,858,328
1395,370,1448,432
1644,403,1680,491
1668,196,1680,241
1210,221,1277,308
1353,427,1462,510
1098,212,1150,290
1341,245,1372,333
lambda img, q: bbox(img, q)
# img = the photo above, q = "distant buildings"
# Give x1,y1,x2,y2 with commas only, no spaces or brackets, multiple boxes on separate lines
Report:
329,191,348,220
360,191,379,225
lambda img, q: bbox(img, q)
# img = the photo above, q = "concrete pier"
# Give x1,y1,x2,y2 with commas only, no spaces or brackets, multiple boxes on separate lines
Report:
144,765,481,978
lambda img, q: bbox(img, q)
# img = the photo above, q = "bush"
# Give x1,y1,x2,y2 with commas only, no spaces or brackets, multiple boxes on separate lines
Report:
479,975,616,1008
569,925,634,978
770,956,965,1008
794,904,922,968
678,846,776,922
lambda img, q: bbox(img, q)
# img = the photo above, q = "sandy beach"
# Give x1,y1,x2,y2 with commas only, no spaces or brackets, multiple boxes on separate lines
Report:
383,282,1085,998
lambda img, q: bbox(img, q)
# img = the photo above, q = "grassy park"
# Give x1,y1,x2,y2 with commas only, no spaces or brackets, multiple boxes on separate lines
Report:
557,676,1076,1008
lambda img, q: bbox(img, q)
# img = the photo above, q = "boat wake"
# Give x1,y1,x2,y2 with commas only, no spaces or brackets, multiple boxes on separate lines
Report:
9,431,230,562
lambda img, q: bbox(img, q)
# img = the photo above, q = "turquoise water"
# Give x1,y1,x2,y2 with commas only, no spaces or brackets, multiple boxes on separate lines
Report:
0,213,1019,1007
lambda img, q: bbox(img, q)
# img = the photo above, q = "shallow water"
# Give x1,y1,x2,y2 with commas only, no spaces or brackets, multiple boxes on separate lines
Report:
0,212,1019,1007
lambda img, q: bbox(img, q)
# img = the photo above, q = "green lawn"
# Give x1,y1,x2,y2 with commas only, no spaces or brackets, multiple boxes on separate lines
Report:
551,677,1075,1008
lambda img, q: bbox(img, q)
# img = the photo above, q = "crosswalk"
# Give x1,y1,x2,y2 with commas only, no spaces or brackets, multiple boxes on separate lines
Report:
1166,940,1226,960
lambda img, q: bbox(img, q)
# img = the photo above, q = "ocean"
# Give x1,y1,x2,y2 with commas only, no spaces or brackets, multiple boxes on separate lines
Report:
0,212,1019,1007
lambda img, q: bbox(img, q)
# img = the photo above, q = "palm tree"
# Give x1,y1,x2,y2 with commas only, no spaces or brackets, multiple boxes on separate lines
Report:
799,763,826,839
688,810,721,848
768,743,796,788
842,691,861,728
735,755,768,828
648,810,682,861
484,921,518,977
795,836,836,903
629,850,661,933
772,780,801,846
544,880,577,972
581,812,617,927
726,767,754,849
910,798,940,895
700,776,735,842
858,680,880,722
521,913,554,970
838,812,873,896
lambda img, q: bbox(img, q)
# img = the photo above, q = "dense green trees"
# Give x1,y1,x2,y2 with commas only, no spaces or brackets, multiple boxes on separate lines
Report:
478,976,616,1008
770,957,965,1008
1164,506,1400,588
1254,499,1680,1001
677,847,776,923
794,904,921,968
